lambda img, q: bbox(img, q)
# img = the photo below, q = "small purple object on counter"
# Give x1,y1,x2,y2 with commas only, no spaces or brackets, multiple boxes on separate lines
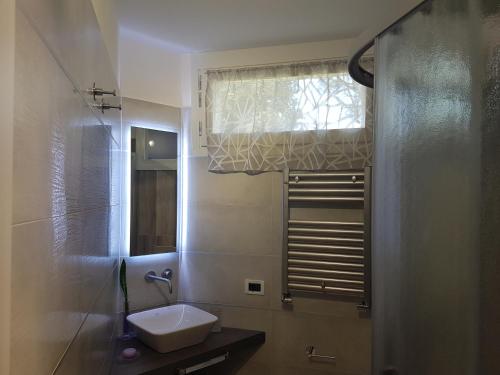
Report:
122,347,138,360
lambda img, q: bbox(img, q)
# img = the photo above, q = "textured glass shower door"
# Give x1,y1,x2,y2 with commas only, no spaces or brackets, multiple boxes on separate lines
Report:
372,0,500,374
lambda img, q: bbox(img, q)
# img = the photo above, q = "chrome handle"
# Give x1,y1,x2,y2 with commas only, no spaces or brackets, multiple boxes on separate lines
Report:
306,346,336,361
144,269,173,294
177,352,228,374
161,268,173,279
281,292,293,304
87,82,117,101
357,301,370,311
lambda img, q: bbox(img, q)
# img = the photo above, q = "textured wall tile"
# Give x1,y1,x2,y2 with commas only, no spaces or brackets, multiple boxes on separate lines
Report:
17,0,123,146
11,212,118,374
14,11,83,223
11,216,85,374
12,9,120,375
109,204,122,259
100,104,122,148
110,147,122,207
54,268,118,375
16,0,120,116
80,118,112,210
80,207,116,311
13,11,112,224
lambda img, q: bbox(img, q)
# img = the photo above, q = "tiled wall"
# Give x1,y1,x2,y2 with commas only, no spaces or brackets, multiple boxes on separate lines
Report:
123,254,179,312
179,157,371,375
11,3,120,374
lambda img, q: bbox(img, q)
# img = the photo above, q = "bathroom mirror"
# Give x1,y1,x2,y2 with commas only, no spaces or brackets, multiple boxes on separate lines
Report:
130,126,178,256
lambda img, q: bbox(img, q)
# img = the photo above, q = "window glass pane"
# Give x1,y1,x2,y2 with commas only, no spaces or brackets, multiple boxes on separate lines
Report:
211,72,365,134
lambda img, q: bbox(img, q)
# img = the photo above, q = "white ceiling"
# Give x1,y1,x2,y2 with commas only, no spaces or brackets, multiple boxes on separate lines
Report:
118,0,419,53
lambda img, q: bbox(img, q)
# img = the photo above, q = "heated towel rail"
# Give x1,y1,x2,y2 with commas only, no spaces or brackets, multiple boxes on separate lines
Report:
281,168,372,310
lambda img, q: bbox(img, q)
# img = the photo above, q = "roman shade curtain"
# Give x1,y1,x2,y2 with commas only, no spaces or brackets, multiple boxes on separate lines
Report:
205,58,373,174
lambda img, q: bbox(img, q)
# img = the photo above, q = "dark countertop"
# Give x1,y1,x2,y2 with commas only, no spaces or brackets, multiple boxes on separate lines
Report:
110,327,265,375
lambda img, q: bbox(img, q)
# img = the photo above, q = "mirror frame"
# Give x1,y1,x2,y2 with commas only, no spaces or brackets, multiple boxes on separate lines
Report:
122,98,184,257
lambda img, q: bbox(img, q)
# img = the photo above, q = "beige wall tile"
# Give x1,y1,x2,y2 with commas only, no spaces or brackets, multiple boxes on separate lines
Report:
216,306,275,368
179,253,276,309
124,253,179,312
271,310,371,375
185,203,276,255
188,157,274,207
188,303,275,367
231,361,273,375
182,155,372,375
185,158,278,256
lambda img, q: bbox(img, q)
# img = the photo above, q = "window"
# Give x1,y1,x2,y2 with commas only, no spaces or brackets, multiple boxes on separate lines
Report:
208,61,367,135
204,58,373,173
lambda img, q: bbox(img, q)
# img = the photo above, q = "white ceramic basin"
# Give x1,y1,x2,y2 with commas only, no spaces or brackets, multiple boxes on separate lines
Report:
127,304,218,353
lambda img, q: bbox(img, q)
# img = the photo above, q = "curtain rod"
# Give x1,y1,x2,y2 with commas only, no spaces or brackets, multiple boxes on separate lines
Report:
203,56,352,74
203,54,374,74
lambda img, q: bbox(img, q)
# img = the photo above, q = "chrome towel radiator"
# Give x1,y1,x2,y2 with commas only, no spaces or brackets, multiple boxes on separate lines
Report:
281,168,372,310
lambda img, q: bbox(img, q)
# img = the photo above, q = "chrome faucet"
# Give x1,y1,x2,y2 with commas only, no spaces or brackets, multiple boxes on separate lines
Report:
144,269,173,294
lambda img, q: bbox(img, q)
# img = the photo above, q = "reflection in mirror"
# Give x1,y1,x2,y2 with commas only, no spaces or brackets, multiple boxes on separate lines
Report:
130,127,178,256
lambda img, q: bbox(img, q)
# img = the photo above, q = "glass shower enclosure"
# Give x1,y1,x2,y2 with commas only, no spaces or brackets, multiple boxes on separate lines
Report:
369,0,500,374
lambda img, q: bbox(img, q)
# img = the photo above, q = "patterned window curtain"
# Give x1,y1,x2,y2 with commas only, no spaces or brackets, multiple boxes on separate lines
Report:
205,58,373,174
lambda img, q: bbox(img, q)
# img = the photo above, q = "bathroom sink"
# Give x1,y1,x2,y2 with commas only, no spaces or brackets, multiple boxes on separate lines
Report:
127,304,218,353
